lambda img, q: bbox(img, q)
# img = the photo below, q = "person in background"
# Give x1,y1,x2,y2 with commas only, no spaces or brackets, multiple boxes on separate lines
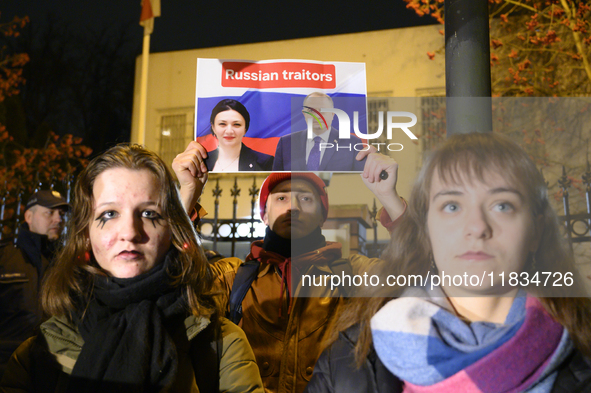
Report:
0,190,69,378
172,141,406,393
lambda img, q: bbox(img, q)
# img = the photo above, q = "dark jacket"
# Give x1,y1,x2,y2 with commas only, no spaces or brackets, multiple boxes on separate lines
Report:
0,224,53,377
304,325,401,393
0,315,264,393
205,143,274,172
304,324,591,393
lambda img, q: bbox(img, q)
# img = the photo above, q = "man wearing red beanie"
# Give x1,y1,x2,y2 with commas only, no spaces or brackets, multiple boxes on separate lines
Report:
173,142,405,393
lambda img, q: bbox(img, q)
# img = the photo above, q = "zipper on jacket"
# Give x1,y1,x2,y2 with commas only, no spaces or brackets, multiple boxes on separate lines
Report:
41,329,83,350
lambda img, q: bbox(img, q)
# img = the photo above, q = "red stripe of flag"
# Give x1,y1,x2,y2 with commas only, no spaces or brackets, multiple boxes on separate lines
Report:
140,0,154,22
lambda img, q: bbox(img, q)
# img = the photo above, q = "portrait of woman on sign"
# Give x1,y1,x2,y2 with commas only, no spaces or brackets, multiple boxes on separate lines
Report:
204,99,274,172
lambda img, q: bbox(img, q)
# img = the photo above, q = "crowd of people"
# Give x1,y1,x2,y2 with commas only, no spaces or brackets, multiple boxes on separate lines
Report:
0,132,590,392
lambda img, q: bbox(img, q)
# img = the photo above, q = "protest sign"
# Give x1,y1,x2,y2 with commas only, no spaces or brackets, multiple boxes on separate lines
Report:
195,58,367,172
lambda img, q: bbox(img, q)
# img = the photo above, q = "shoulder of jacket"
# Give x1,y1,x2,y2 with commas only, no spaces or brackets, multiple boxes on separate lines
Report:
0,245,26,273
347,253,370,265
342,324,361,344
40,316,84,348
348,253,384,275
187,316,253,360
554,348,591,390
0,243,22,259
259,151,274,164
218,317,256,362
204,148,218,171
219,317,245,339
0,335,37,388
38,316,83,373
210,257,243,275
12,335,36,358
40,316,77,338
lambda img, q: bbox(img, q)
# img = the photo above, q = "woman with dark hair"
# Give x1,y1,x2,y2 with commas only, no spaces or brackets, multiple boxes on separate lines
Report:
305,133,591,393
0,144,264,392
205,99,273,172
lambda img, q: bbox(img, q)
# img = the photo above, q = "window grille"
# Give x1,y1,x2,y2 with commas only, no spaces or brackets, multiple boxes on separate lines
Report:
419,96,446,154
367,98,391,155
159,114,188,168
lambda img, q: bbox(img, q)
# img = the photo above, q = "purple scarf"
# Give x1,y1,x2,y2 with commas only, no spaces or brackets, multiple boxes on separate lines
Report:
371,291,572,393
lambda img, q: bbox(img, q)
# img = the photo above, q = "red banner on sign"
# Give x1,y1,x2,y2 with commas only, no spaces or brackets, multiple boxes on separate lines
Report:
221,62,336,89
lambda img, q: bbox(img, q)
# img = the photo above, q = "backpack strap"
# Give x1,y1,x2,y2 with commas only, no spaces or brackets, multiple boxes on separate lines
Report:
228,260,261,324
190,317,223,393
328,258,353,296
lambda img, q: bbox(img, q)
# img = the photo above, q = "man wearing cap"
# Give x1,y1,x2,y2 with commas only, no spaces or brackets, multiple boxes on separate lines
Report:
173,142,405,393
0,190,69,377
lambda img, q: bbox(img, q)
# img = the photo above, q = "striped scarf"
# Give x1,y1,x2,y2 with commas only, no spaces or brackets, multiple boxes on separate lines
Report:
370,289,573,393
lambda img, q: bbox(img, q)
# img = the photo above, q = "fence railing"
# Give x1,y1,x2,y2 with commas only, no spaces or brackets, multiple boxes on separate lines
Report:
2,165,589,258
195,175,387,258
197,177,264,257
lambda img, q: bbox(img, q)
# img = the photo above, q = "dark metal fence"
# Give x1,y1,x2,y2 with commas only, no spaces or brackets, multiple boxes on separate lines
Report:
2,166,589,257
196,175,387,258
365,199,386,258
196,176,264,257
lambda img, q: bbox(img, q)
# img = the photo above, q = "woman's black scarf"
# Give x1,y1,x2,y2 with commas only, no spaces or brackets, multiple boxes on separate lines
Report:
67,250,188,393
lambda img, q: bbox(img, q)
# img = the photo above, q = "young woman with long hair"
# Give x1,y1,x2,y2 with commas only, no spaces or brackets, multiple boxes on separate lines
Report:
1,144,263,392
306,133,591,393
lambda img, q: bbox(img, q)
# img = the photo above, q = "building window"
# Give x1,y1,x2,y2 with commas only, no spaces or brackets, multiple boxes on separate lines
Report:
367,98,392,155
159,114,188,168
419,96,446,154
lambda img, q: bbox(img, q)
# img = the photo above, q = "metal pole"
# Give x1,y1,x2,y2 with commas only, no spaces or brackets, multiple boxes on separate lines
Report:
583,159,591,241
249,177,259,239
0,183,7,242
213,179,222,253
445,0,493,136
13,185,23,246
559,166,572,240
138,30,151,146
372,199,378,246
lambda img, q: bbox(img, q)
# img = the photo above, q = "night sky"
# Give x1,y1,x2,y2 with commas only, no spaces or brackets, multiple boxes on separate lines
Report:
1,0,436,154
2,1,436,52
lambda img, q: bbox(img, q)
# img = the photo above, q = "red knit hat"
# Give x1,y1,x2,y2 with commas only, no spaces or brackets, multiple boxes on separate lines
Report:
259,173,329,221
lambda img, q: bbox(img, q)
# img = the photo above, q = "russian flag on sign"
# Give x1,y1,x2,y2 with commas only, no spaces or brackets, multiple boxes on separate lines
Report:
195,59,368,172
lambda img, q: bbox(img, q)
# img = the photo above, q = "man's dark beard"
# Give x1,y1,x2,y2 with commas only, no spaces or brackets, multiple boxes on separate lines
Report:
262,226,325,258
